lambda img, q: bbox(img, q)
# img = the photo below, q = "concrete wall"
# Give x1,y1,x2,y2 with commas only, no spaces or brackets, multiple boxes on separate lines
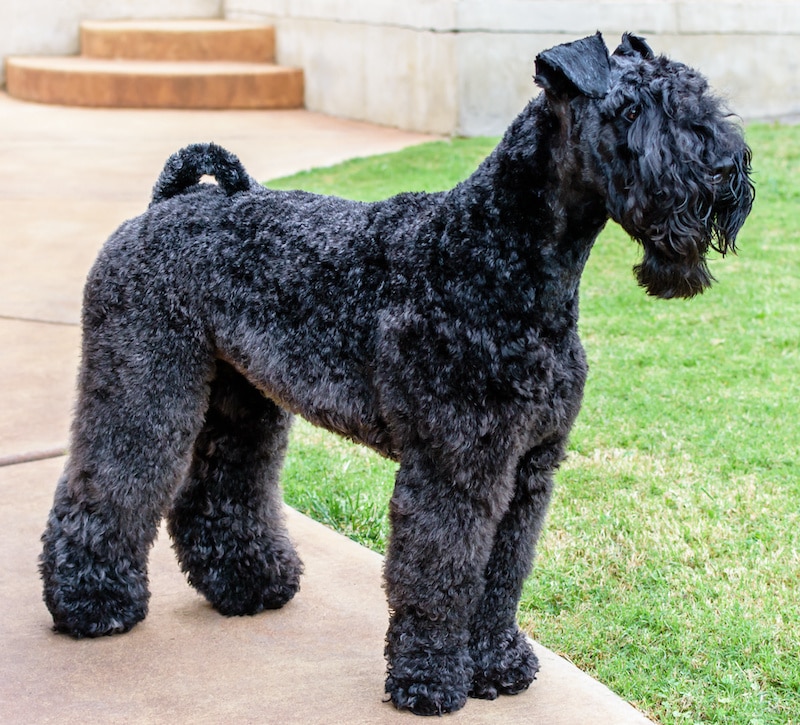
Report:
224,0,800,135
2,0,798,133
0,0,222,84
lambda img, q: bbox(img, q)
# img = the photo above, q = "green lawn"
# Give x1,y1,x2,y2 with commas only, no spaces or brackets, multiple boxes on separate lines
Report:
267,123,800,724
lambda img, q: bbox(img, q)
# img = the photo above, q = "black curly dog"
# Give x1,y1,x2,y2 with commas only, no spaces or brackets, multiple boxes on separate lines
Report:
41,33,753,715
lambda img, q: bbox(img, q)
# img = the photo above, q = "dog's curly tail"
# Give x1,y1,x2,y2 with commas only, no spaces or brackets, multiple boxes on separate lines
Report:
150,142,253,205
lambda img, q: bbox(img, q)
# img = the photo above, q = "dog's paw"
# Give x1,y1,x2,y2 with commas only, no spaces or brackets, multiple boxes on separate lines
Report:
469,627,539,700
384,612,475,714
41,555,149,638
48,596,147,638
205,557,303,616
385,667,470,716
40,513,150,638
179,536,303,616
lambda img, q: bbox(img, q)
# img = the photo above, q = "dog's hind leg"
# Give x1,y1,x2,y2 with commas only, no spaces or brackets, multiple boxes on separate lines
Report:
468,445,558,699
40,327,213,638
167,361,302,616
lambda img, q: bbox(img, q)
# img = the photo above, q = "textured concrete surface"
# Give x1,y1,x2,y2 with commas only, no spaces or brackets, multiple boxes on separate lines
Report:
80,20,277,62
0,0,220,84
1,459,652,724
0,91,652,723
6,57,306,110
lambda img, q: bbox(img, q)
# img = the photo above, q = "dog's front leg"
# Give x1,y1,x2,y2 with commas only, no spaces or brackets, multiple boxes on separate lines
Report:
382,448,509,716
467,444,559,699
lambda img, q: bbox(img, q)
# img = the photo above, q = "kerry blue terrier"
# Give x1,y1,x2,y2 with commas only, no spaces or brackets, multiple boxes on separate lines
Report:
41,33,753,715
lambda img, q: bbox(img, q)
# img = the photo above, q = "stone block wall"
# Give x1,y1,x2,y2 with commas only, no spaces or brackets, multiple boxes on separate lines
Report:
224,0,800,134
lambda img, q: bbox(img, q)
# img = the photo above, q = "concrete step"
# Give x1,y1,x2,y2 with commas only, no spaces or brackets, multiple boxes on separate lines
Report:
5,56,304,109
5,20,303,110
80,19,276,62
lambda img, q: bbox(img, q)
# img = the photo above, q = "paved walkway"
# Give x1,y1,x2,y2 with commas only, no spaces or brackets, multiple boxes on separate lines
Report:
0,91,652,724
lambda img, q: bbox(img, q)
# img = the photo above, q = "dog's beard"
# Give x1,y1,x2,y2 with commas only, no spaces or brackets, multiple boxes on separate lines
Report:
633,246,714,298
631,163,752,300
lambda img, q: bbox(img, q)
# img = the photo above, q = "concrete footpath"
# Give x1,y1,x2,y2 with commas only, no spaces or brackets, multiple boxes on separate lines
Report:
0,91,652,724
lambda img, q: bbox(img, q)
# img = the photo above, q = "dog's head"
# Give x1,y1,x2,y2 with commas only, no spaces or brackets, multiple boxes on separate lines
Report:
535,33,754,298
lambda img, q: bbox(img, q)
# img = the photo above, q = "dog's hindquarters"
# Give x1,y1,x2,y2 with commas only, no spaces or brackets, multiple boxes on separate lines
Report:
40,256,215,635
40,201,307,633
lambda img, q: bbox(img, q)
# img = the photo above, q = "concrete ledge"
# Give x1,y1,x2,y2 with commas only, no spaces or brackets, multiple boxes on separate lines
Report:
225,0,800,37
1,1,796,130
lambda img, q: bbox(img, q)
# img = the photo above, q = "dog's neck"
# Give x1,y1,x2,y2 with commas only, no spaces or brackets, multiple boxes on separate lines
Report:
444,96,608,327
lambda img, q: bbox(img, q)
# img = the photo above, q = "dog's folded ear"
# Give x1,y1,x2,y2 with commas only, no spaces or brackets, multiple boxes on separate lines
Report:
534,32,611,99
613,33,655,60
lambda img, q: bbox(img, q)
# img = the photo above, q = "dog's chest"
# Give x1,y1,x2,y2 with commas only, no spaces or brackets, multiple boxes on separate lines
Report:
376,304,587,453
496,327,588,439
518,334,587,445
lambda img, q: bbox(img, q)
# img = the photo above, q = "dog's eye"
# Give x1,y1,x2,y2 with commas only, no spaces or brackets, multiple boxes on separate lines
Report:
623,105,641,122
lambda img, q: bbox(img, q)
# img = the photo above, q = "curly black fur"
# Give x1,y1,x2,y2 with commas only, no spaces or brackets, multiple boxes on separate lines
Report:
167,361,303,615
40,33,752,715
